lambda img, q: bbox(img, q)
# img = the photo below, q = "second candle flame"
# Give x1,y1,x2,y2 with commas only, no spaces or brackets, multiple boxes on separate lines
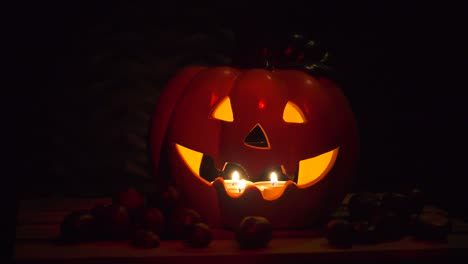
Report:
270,172,278,186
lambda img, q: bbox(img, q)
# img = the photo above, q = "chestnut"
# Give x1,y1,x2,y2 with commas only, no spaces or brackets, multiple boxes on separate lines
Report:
374,210,406,242
90,204,131,240
132,228,160,248
348,192,381,221
413,206,451,241
136,207,165,235
352,220,378,244
184,222,212,248
115,187,145,211
168,208,202,239
236,216,272,250
326,219,353,248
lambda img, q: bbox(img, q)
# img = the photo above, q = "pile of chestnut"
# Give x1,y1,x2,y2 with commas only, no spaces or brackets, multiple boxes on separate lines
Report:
326,190,452,248
60,187,450,250
59,186,272,249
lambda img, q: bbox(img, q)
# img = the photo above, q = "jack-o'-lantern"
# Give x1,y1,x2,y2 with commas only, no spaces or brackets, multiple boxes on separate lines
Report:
151,57,359,229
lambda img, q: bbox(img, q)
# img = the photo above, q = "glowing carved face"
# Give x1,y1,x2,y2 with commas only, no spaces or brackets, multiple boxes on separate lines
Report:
151,66,359,228
175,139,339,200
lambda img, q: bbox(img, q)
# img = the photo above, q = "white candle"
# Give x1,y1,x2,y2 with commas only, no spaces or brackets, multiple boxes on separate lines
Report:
252,171,287,199
221,171,253,194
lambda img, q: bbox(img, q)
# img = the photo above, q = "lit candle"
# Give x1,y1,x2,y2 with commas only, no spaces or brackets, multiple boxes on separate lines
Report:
252,171,287,199
232,171,239,186
270,172,278,186
219,171,253,195
237,179,246,193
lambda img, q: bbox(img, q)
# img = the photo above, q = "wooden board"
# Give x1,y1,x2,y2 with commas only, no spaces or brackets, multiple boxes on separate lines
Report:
14,198,468,264
15,235,468,264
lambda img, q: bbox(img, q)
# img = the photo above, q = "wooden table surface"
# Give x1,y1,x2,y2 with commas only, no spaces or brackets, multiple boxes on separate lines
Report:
14,198,468,264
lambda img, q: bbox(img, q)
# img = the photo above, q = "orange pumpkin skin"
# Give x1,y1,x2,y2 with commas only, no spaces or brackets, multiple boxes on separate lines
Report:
151,66,359,229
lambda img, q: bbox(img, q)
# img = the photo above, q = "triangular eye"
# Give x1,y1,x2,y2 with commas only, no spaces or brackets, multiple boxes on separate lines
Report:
211,96,234,122
283,101,306,123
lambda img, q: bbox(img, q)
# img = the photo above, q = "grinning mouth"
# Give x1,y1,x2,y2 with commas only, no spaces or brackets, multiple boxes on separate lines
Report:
175,143,339,200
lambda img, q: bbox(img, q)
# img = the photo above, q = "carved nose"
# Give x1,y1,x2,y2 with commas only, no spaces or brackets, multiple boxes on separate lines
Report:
244,123,270,149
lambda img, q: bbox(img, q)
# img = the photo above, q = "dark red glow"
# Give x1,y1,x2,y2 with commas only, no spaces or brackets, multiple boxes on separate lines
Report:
210,93,218,107
258,100,266,110
297,53,305,61
284,47,293,56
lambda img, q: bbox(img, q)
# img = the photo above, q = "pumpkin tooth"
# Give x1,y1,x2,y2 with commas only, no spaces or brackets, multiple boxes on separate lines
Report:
176,143,222,183
296,147,340,188
175,144,205,181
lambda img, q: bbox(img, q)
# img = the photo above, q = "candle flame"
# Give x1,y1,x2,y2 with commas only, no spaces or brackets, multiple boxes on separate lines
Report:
232,171,240,181
238,179,246,193
232,171,239,186
270,172,278,186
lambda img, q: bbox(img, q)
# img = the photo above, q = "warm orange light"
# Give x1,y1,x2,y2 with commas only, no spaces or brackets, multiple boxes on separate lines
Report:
175,142,340,196
297,147,339,187
283,101,306,123
211,96,233,122
175,143,207,183
238,179,246,193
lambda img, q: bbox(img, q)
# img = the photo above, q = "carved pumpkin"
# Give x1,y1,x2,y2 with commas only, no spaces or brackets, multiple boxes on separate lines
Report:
151,66,359,229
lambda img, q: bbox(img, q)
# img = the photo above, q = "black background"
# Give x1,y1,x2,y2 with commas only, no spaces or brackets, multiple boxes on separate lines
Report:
5,1,468,260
